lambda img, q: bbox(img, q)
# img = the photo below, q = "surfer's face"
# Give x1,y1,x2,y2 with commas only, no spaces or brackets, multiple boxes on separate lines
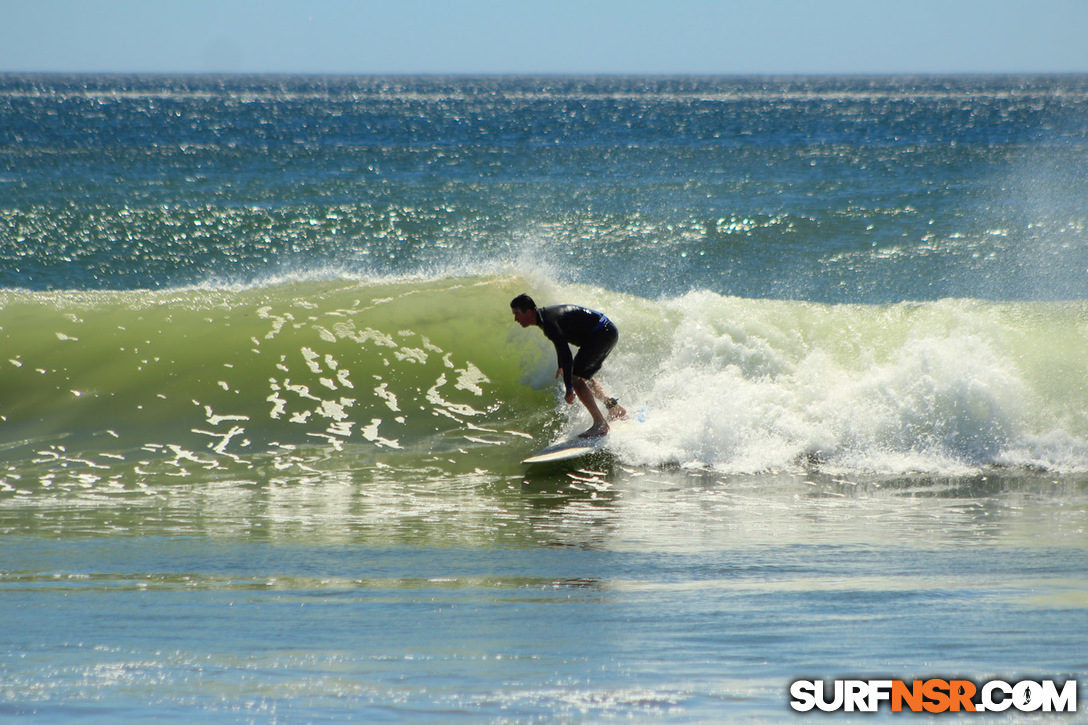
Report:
512,307,535,328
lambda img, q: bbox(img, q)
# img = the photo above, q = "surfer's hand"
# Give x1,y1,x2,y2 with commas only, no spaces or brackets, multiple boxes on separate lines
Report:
565,389,576,404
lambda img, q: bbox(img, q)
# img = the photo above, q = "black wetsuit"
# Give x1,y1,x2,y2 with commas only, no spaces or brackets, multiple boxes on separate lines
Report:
536,305,618,392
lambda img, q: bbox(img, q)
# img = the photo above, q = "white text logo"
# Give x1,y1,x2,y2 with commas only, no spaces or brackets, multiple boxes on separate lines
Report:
790,678,1078,713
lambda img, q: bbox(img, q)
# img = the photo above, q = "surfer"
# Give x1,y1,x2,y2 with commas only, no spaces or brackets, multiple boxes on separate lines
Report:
511,293,627,437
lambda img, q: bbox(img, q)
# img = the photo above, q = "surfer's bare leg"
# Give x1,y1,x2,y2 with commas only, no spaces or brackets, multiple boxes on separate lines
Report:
587,378,626,420
573,378,609,437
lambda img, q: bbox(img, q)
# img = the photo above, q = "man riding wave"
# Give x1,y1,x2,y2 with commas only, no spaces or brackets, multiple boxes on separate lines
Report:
511,293,627,437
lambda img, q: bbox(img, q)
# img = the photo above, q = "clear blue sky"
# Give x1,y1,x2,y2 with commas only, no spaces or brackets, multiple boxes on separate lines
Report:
3,0,1087,76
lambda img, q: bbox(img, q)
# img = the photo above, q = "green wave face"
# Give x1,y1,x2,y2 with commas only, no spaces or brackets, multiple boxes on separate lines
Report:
0,276,554,473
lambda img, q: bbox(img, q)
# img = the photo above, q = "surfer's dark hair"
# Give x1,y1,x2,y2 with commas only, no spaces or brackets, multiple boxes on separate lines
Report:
510,294,536,312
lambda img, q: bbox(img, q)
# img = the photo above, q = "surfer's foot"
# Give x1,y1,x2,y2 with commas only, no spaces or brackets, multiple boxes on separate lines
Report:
579,422,609,438
604,398,626,420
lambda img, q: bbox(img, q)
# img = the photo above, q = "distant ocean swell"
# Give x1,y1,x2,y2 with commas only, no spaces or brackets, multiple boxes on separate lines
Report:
5,74,1088,304
6,153,1088,302
1,273,1086,489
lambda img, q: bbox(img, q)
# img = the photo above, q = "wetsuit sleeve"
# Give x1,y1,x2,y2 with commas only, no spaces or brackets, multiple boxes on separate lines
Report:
539,312,574,392
553,339,574,393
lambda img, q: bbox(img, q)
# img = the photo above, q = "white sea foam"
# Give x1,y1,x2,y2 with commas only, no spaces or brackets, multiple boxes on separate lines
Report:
583,291,1088,476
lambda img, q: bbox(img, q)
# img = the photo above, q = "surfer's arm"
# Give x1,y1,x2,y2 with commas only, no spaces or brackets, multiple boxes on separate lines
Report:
539,308,575,394
552,340,574,394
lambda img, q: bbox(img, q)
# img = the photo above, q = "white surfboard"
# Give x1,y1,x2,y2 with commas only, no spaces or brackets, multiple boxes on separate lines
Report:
521,409,647,465
520,435,609,463
521,435,607,465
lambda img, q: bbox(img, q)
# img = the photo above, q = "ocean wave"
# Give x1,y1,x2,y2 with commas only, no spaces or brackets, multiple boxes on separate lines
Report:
0,274,1086,482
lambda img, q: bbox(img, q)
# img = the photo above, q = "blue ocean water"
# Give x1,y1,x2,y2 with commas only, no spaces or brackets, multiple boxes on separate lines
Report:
2,74,1088,721
5,74,1088,301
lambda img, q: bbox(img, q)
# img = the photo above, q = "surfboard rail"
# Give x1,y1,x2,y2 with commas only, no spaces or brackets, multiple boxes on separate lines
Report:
521,436,607,464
